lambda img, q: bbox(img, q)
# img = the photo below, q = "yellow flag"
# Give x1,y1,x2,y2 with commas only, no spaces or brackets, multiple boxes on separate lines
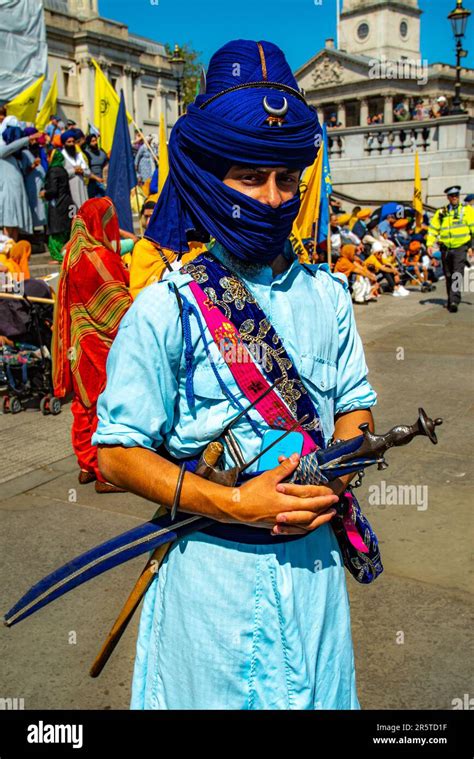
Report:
36,73,58,132
413,151,423,232
294,147,323,240
7,75,45,123
289,222,310,263
91,58,132,154
157,112,169,196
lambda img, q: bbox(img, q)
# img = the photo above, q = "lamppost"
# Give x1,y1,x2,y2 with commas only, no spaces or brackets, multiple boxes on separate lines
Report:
448,0,471,114
170,44,185,118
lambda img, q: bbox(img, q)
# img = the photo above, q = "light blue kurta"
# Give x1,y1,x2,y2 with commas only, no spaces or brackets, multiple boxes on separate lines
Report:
0,137,33,233
93,242,377,710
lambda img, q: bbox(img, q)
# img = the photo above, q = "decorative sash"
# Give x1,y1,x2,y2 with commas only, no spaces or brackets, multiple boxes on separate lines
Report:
180,253,384,583
180,252,325,454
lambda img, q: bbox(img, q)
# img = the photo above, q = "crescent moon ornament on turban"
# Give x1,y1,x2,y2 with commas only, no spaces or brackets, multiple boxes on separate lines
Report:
263,95,288,126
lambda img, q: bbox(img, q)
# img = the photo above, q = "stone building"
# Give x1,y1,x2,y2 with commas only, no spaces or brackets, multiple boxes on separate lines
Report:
43,0,179,136
296,0,474,206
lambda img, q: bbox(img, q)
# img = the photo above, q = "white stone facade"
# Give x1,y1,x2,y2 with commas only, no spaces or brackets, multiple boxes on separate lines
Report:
43,0,178,137
296,0,474,205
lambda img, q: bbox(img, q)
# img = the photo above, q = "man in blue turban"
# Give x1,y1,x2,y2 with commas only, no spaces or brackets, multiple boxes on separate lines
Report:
93,40,377,709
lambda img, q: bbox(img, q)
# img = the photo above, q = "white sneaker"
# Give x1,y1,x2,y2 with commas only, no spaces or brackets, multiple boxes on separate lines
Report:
398,286,410,295
392,290,402,297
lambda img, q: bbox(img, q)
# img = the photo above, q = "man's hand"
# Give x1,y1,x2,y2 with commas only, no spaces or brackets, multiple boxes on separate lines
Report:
234,454,339,535
74,166,84,175
98,445,339,537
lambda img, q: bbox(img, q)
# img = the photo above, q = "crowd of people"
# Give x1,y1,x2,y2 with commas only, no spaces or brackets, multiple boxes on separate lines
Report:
1,96,472,319
326,95,452,129
327,206,434,304
0,105,158,268
302,191,474,307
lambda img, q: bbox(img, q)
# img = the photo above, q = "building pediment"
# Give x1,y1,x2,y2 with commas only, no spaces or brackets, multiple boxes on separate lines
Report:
297,49,372,92
312,55,344,86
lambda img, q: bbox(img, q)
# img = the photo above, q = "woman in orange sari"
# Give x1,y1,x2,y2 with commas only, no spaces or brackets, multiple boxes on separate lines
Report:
52,197,132,492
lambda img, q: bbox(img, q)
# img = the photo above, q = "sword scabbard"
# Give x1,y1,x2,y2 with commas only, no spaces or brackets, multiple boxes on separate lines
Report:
89,441,223,677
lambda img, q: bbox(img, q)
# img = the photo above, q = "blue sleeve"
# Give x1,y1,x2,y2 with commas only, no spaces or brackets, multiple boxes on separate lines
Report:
92,282,182,450
330,273,378,415
0,136,29,160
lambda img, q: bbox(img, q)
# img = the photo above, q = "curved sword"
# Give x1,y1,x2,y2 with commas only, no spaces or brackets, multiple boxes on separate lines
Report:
4,511,211,628
4,407,441,629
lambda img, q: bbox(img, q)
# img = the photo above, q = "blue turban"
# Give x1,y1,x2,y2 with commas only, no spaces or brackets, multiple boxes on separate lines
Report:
60,129,77,145
145,39,322,264
3,126,24,144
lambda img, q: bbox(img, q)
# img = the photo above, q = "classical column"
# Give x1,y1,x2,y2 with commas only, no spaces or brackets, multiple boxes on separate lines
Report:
123,65,137,119
384,94,394,124
336,101,346,127
133,69,146,131
130,68,140,123
359,98,369,126
77,56,93,127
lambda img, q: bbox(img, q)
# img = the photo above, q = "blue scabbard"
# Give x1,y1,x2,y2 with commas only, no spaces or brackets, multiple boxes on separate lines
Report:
4,436,373,629
4,512,211,628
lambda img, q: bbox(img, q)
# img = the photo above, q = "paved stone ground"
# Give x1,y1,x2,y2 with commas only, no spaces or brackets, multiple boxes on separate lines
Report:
0,281,472,710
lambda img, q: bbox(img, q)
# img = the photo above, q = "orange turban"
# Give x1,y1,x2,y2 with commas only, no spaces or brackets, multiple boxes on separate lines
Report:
337,213,351,225
340,244,356,261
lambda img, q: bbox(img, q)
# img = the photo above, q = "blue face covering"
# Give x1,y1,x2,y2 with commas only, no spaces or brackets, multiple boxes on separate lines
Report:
145,39,322,264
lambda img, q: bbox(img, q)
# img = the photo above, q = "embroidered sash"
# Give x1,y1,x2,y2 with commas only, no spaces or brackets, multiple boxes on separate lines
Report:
180,253,325,454
176,254,383,579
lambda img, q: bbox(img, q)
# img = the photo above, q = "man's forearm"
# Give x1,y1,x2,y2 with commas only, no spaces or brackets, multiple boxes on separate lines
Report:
98,444,233,521
331,408,375,494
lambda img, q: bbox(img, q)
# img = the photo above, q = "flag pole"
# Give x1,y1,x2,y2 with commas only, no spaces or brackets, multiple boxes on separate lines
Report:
135,186,144,235
336,0,341,49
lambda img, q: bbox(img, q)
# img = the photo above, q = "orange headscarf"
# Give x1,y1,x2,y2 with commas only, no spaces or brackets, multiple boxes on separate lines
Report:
335,244,357,277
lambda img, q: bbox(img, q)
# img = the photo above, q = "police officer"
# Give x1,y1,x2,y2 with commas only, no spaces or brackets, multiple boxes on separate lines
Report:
427,186,474,313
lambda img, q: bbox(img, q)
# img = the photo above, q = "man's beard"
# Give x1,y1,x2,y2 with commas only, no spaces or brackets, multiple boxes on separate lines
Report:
220,247,268,276
65,145,76,156
89,146,99,154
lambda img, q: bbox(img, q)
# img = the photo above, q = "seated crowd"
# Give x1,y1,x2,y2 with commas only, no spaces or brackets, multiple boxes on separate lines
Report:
306,200,452,305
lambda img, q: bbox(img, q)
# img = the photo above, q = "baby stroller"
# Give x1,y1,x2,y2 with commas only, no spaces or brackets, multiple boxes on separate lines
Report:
0,279,61,415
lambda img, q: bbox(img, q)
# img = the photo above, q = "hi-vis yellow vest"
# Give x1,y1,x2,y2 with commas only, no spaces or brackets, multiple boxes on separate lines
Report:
426,204,474,249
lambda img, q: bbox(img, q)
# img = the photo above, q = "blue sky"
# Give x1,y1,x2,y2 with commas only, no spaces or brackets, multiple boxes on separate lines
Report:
100,0,473,70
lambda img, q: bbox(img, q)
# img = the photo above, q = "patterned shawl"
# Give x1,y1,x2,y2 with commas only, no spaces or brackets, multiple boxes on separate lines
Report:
52,197,132,407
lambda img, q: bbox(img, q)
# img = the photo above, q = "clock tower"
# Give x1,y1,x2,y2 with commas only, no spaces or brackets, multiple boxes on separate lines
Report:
339,0,422,61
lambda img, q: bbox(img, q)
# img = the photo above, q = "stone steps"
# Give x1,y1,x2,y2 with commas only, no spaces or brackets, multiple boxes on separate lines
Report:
30,252,60,278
